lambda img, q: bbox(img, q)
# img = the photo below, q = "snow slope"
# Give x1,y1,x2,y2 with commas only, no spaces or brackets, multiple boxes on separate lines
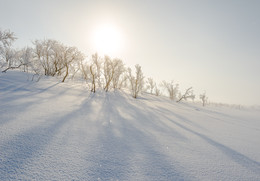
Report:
0,71,260,180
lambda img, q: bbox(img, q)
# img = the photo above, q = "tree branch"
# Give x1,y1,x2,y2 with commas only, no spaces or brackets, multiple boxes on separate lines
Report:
2,63,28,73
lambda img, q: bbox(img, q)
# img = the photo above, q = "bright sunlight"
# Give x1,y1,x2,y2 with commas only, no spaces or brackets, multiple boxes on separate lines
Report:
92,24,123,55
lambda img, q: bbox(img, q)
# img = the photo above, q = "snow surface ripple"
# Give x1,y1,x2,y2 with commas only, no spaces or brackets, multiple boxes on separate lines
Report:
0,71,260,180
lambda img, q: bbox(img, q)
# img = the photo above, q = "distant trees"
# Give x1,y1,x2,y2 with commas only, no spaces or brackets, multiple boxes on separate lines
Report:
89,63,97,93
32,39,85,82
162,80,179,100
0,29,16,47
32,39,55,76
111,58,125,90
127,64,144,98
154,84,161,96
18,47,34,72
103,56,125,91
147,77,156,94
89,53,101,93
79,53,126,93
103,55,113,91
1,47,16,72
1,34,85,82
92,53,102,89
0,30,34,73
1,28,211,103
0,29,18,71
200,92,208,106
80,58,89,82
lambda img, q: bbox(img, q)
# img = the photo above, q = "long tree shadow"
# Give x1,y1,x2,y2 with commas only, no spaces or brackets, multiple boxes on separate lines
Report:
0,92,95,180
153,104,206,131
146,100,260,175
0,82,77,126
160,111,260,175
84,91,190,180
0,82,60,105
85,91,260,179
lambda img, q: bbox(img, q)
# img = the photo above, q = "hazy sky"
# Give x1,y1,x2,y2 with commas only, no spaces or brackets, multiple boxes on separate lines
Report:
1,0,260,105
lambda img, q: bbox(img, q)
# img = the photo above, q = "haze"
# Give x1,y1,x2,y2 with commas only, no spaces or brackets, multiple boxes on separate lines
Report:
1,0,259,105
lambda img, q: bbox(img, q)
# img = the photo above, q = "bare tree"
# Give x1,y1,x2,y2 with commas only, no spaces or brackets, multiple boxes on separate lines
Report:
92,53,102,88
70,57,82,80
1,62,27,73
90,64,97,93
177,87,195,102
0,29,16,48
0,29,17,70
1,48,32,73
89,53,101,93
41,39,53,75
200,92,208,106
161,80,179,100
32,39,52,76
30,45,45,81
51,40,64,76
154,84,161,96
18,47,33,72
103,57,125,91
127,64,145,98
80,58,89,81
111,58,125,90
146,77,156,94
32,39,63,76
2,47,16,68
61,46,84,82
103,55,113,92
117,73,128,89
32,39,85,82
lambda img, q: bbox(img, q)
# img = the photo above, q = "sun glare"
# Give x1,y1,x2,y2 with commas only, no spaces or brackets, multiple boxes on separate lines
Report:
92,24,123,56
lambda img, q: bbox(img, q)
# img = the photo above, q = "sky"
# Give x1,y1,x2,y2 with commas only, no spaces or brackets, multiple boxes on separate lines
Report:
1,0,260,105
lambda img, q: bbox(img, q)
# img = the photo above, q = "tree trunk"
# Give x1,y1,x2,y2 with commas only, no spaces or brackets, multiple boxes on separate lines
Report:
62,65,69,82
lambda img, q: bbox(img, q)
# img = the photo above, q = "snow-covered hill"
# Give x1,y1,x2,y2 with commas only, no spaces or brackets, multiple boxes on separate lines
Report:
1,71,260,180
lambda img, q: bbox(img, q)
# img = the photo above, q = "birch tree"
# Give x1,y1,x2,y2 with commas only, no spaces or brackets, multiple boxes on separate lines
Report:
0,29,17,70
89,53,101,93
162,80,179,100
111,58,125,90
127,64,144,98
146,77,156,94
61,46,84,82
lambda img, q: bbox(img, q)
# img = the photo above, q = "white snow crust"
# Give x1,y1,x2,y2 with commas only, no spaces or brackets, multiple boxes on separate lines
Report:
0,71,260,180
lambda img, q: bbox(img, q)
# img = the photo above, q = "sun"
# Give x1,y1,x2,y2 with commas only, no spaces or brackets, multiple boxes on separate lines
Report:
92,24,123,56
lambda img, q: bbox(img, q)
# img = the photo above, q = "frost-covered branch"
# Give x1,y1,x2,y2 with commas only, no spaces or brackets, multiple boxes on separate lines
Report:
161,80,179,100
127,64,145,98
177,87,195,103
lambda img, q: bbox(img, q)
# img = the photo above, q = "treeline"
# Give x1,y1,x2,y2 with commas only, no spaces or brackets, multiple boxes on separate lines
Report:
0,29,208,105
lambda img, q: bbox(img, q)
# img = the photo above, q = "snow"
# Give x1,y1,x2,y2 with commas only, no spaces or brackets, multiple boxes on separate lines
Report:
0,71,260,180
